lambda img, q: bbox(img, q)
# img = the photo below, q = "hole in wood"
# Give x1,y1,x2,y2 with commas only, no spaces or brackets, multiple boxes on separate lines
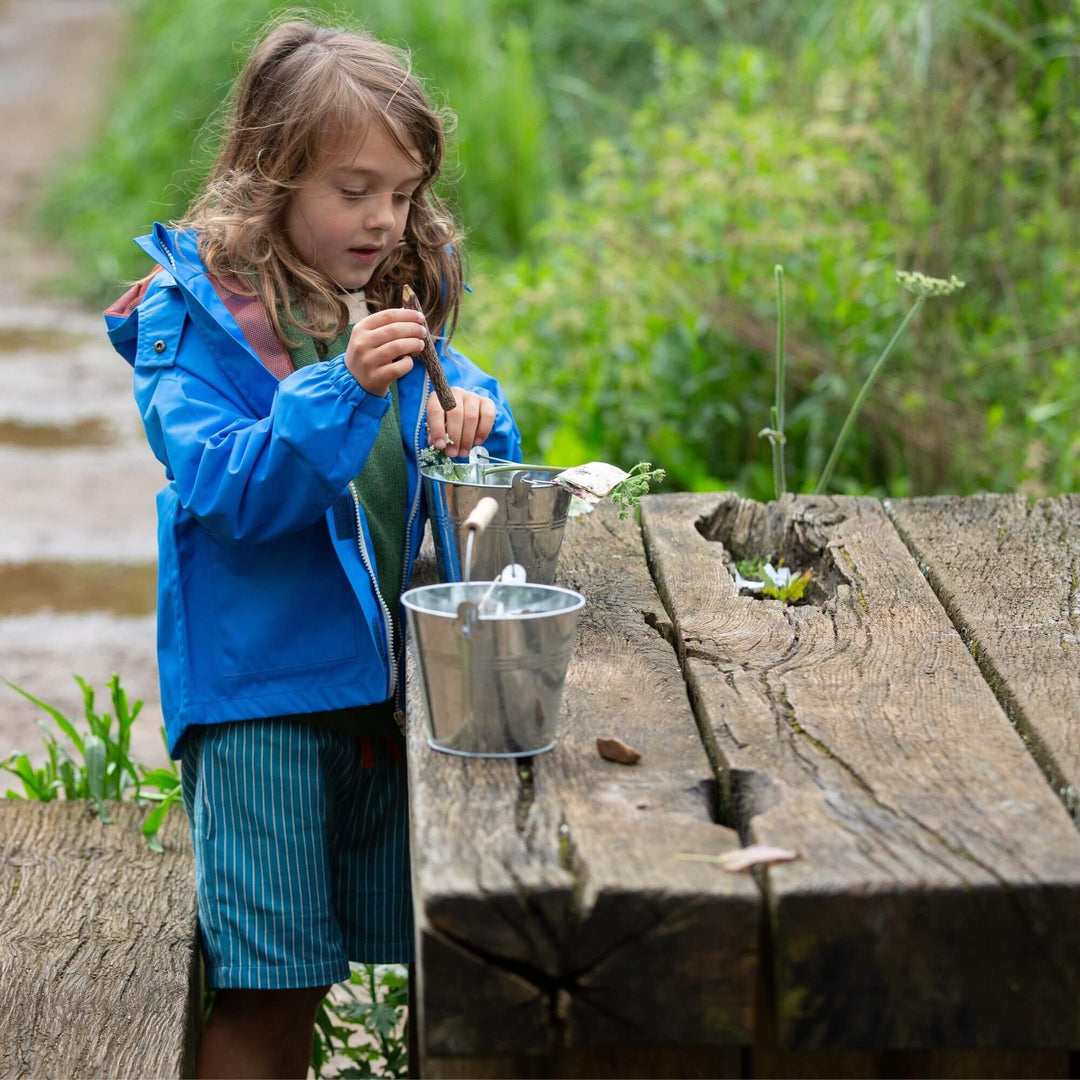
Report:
694,496,847,608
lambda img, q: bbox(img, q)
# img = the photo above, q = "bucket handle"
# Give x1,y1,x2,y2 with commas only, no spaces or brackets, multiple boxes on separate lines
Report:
462,496,499,584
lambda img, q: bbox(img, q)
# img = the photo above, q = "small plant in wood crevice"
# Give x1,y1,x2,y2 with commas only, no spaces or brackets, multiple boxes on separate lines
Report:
759,266,965,499
733,557,812,606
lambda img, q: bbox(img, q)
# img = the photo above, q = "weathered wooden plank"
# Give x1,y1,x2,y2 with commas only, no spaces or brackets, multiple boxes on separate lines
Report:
886,493,1080,816
640,491,1080,1052
406,504,760,1068
0,801,198,1079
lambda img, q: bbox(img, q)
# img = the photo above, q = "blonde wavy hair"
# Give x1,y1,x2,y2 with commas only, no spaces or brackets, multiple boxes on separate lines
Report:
179,18,463,348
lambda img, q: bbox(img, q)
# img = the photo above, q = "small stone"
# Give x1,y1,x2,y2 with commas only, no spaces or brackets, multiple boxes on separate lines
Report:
596,736,641,765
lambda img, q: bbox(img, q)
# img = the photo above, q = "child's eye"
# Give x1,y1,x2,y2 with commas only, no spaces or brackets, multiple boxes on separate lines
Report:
393,192,413,205
339,189,367,199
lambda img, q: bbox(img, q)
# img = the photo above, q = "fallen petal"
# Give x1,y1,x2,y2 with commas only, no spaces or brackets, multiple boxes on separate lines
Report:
718,845,799,872
733,569,764,592
596,736,642,765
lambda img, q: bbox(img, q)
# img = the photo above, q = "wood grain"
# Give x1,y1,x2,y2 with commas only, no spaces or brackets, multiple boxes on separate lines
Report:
0,801,198,1079
887,493,1080,813
406,504,760,1067
640,492,1080,1052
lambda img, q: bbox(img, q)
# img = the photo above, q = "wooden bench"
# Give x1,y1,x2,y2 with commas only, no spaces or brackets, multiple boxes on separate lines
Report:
0,802,198,1078
407,493,1080,1078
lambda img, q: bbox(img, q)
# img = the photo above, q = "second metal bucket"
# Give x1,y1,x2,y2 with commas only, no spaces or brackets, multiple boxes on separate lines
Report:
422,458,571,585
403,579,585,758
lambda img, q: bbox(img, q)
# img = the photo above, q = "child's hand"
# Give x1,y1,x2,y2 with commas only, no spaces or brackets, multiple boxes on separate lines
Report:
427,389,496,457
345,308,426,397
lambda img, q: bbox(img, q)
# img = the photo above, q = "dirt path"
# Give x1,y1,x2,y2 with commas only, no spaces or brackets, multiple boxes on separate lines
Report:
0,0,168,778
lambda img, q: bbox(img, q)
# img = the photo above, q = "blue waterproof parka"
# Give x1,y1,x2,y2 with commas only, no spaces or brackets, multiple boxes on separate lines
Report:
105,225,521,755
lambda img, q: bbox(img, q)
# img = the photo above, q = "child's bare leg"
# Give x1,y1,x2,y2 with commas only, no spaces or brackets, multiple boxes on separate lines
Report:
277,986,330,1078
197,985,330,1079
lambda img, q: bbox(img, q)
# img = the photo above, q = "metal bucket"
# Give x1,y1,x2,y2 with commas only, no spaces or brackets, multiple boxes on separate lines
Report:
422,452,571,585
403,580,585,757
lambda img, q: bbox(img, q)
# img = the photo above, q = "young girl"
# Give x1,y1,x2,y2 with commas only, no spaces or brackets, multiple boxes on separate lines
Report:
104,19,520,1078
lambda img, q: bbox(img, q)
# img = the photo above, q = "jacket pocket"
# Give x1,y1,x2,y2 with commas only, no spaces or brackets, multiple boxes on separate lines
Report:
207,524,362,678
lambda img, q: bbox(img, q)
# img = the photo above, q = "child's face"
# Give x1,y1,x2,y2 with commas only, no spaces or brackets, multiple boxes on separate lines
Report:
284,124,424,291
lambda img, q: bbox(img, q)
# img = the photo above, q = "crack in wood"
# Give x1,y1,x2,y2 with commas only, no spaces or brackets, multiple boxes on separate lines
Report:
641,609,676,650
427,900,671,1053
515,759,536,834
1067,560,1078,637
887,503,1080,827
759,666,1003,881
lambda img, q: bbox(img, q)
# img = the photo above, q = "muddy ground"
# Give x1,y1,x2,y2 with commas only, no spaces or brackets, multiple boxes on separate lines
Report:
0,0,168,779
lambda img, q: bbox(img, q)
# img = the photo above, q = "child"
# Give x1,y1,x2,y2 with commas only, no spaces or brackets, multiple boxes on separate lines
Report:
104,19,521,1079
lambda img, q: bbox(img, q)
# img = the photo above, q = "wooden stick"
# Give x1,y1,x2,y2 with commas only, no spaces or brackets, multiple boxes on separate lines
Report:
402,284,457,411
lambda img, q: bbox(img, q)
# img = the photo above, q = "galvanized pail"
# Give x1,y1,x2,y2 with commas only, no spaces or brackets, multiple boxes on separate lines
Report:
402,580,585,758
422,457,571,585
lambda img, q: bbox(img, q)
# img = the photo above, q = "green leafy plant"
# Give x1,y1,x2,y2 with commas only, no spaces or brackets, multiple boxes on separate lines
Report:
2,674,181,851
606,462,667,518
312,964,409,1079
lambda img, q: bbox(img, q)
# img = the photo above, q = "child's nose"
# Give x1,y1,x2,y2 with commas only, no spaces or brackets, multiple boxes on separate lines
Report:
363,194,397,233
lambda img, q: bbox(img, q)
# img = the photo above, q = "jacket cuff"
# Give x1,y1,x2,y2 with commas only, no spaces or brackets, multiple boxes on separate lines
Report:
328,354,391,419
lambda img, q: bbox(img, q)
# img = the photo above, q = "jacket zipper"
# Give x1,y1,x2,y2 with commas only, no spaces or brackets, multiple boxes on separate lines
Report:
348,370,431,716
349,479,396,700
393,371,431,723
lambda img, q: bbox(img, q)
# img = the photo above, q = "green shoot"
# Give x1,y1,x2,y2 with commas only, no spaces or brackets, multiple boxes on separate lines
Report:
814,271,965,494
758,264,788,500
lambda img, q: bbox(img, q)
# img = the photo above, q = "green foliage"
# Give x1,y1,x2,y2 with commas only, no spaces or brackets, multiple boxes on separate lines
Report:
41,0,1080,498
464,11,1079,498
2,675,181,850
312,964,409,1079
734,556,771,580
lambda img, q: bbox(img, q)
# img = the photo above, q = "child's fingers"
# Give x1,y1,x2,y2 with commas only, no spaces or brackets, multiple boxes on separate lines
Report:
426,390,496,455
360,307,425,330
425,389,456,450
355,321,427,350
453,394,483,454
368,337,426,367
382,355,415,385
474,396,496,446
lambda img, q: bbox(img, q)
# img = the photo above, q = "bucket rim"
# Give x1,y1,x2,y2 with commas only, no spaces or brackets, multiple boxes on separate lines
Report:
402,581,585,619
420,464,563,488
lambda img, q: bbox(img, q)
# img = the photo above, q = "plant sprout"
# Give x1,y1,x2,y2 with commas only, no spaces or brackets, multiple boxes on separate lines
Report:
814,270,965,494
758,264,787,500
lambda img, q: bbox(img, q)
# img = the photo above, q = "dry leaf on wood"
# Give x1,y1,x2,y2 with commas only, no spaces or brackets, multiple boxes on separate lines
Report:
596,736,641,765
675,845,799,872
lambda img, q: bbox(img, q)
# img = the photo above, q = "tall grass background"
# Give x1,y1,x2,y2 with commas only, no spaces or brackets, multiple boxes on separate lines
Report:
42,0,1079,499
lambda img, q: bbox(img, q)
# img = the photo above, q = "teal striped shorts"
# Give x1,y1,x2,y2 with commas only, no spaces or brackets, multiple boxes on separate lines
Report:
180,719,413,990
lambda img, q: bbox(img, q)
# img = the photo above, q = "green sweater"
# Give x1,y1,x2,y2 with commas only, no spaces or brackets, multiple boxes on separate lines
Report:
283,319,410,735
